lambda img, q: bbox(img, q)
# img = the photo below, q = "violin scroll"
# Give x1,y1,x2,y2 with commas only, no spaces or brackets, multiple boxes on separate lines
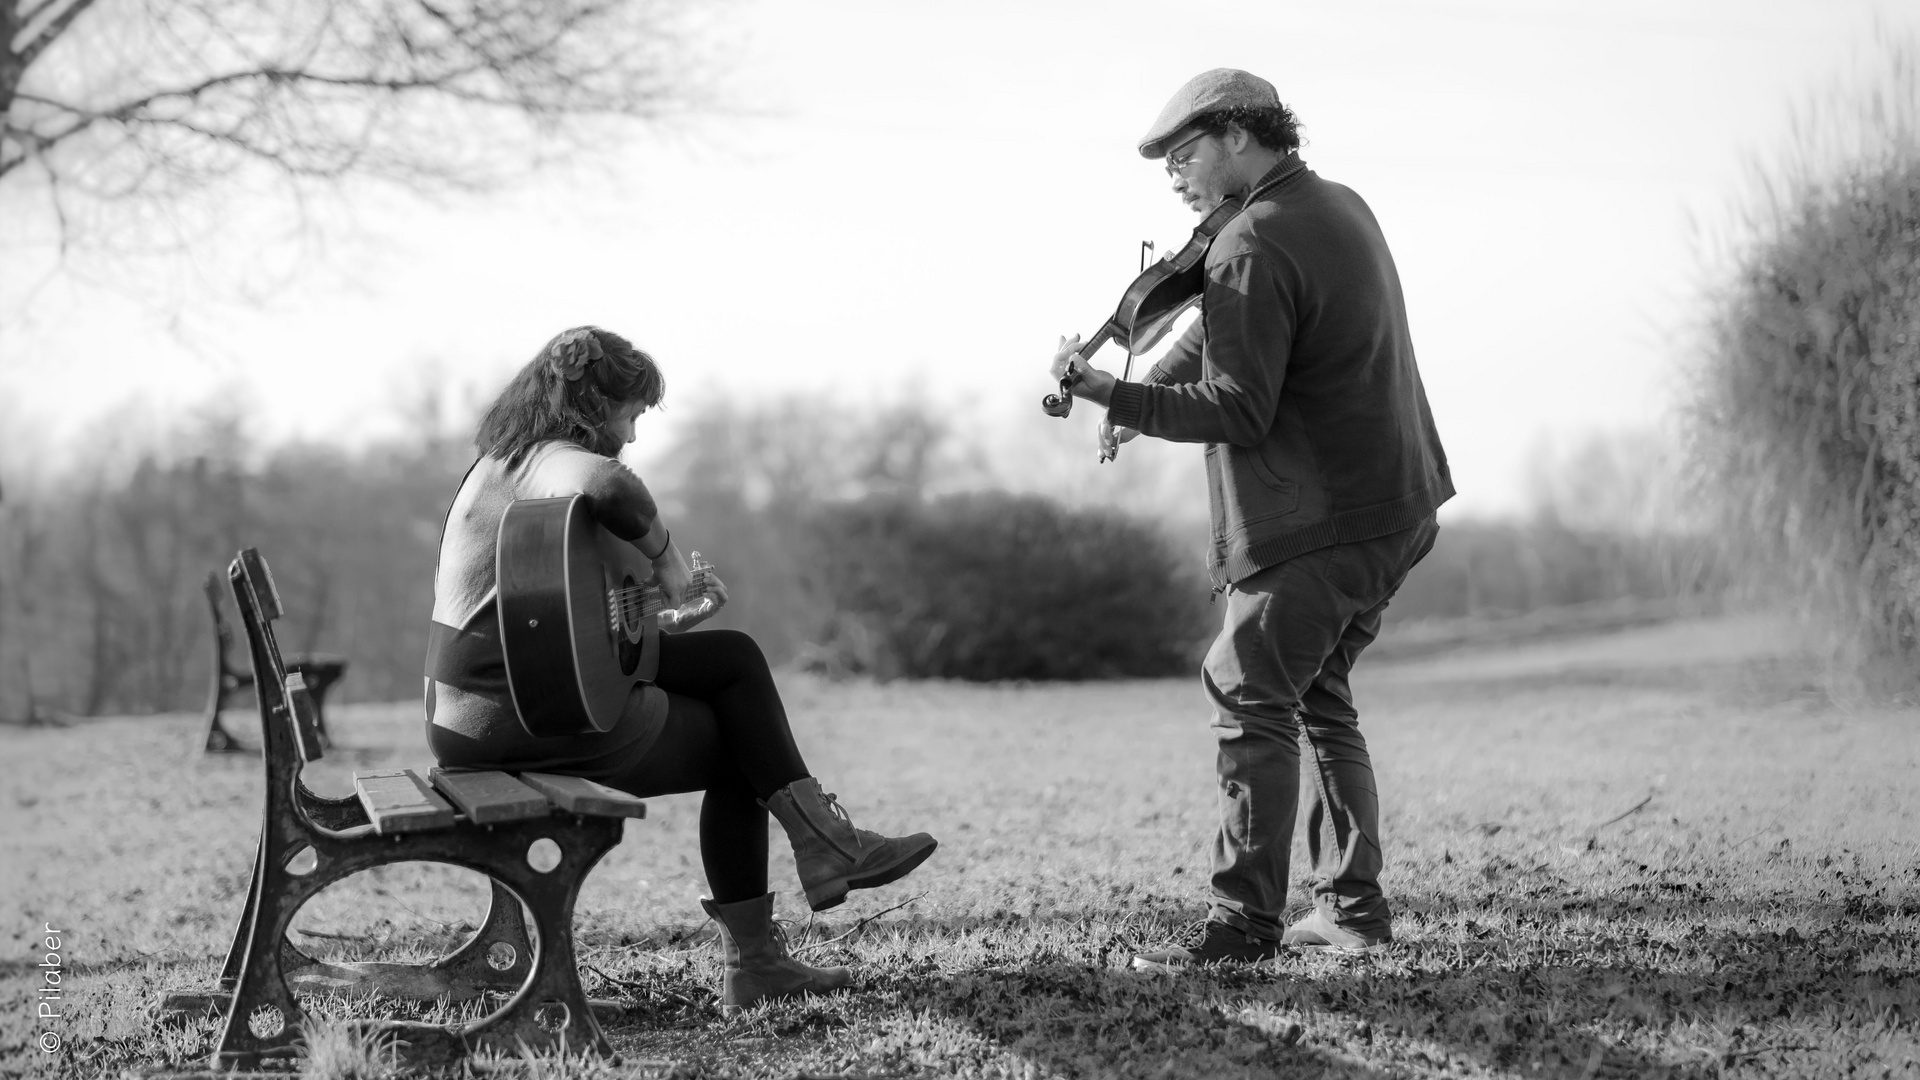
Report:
1041,379,1076,418
1041,327,1113,419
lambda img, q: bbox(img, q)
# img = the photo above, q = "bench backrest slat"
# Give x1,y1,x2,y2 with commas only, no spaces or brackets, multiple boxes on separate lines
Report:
355,770,457,833
237,548,284,622
429,769,553,825
228,552,299,765
286,673,326,764
518,772,647,819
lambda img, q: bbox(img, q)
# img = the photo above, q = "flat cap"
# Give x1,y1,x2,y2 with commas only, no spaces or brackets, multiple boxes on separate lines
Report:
1137,68,1281,159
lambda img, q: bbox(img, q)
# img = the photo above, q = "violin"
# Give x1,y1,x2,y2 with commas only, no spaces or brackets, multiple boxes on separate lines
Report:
1041,197,1244,432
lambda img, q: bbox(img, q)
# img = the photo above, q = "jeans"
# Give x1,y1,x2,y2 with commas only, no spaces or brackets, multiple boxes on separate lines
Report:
1203,515,1439,940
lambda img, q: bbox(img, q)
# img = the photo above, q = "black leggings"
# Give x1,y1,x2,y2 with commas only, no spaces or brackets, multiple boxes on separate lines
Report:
605,629,810,903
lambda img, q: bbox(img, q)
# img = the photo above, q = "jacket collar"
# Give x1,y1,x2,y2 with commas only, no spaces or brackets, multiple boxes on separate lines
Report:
1244,152,1307,204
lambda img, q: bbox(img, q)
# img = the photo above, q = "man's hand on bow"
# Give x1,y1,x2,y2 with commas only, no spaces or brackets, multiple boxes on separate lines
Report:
1098,417,1141,459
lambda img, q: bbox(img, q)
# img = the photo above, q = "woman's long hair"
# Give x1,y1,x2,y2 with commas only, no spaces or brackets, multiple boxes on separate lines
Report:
476,326,665,467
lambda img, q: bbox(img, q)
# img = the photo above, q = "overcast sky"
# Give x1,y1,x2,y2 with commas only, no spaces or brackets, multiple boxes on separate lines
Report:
3,0,1915,517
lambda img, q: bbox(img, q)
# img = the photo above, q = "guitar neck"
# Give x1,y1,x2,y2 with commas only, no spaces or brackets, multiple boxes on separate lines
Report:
619,553,715,619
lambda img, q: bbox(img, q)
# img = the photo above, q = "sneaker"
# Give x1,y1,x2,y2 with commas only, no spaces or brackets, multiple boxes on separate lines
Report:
1281,909,1392,954
1131,921,1284,970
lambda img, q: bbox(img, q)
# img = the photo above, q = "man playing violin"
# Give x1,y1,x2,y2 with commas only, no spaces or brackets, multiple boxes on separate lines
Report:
1049,69,1453,965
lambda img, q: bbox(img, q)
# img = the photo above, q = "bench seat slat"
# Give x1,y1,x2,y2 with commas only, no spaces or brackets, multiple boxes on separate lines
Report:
354,770,457,834
429,769,553,825
518,773,647,819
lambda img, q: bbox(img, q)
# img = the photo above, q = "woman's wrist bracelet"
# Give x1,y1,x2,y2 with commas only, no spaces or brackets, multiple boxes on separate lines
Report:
642,528,671,561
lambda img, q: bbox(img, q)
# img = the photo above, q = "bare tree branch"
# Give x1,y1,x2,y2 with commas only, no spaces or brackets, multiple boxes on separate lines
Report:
12,0,95,70
1,0,715,263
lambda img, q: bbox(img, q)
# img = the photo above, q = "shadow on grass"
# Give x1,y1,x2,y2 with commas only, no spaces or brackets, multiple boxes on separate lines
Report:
1400,890,1905,932
892,958,1396,1079
1292,919,1914,1078
86,910,1916,1078
873,913,1917,1079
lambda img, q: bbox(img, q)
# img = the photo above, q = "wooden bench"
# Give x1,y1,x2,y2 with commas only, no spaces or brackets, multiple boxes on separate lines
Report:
163,549,644,1069
201,570,348,753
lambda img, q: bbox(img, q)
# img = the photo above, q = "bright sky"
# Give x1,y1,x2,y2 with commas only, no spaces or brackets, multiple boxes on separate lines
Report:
3,0,1915,517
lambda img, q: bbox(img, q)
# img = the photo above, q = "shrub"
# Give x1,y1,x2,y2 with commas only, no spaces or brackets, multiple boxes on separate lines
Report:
1691,38,1920,681
795,492,1212,680
1385,518,1722,623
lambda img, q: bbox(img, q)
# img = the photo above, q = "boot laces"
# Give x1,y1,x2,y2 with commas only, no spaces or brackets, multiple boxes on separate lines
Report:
821,789,885,847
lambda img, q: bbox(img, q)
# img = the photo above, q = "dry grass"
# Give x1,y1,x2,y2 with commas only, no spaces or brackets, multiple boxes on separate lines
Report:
1688,34,1920,683
2,611,1917,1078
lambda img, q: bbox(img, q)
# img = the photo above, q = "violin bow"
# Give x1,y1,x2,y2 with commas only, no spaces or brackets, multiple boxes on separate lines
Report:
1095,241,1157,464
1119,240,1154,385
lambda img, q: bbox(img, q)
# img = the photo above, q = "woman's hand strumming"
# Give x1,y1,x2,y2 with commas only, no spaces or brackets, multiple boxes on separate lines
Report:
651,541,694,607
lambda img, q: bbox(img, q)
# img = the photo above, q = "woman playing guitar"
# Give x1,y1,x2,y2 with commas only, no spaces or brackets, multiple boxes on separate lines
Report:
425,326,937,1010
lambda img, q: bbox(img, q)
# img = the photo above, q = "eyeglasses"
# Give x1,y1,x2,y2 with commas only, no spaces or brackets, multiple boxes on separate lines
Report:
1163,131,1210,178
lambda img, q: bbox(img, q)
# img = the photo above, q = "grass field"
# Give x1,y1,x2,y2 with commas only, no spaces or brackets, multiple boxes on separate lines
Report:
3,611,1918,1078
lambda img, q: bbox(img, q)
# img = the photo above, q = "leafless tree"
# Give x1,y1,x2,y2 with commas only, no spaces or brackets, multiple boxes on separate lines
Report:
1,0,711,255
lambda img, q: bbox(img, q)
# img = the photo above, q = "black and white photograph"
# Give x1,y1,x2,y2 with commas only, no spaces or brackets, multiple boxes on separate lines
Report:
2,0,1918,1076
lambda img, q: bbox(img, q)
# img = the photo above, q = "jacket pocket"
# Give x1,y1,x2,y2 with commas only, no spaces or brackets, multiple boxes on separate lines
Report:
1211,443,1299,537
1247,442,1299,502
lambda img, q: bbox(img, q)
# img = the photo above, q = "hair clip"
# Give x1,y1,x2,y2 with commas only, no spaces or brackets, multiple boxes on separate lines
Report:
548,327,605,382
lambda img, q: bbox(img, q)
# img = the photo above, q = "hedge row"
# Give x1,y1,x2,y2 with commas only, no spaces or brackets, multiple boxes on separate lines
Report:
792,492,1214,680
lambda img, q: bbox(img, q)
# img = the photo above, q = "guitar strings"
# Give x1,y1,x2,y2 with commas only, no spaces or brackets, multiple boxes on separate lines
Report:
607,562,713,623
609,584,710,614
608,570,711,609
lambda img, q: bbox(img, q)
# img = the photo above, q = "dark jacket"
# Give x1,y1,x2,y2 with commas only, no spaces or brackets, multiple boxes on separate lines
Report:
1106,155,1453,588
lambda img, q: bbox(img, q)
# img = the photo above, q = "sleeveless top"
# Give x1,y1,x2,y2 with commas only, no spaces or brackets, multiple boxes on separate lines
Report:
423,443,668,779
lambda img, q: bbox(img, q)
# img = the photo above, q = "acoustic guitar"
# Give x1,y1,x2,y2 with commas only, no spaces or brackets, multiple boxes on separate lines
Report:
496,494,714,737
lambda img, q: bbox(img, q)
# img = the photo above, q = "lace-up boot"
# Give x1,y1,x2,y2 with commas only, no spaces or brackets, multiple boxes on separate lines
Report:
701,893,852,1011
760,777,939,912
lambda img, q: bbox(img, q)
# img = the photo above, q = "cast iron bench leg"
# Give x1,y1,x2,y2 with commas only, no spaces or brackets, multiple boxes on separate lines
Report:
189,548,633,1070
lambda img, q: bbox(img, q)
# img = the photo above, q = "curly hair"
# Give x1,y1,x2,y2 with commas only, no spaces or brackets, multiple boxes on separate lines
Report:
1190,103,1303,154
476,326,666,467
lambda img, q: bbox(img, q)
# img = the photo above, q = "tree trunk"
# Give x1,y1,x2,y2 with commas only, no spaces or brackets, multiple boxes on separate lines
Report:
0,497,46,723
80,502,122,715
